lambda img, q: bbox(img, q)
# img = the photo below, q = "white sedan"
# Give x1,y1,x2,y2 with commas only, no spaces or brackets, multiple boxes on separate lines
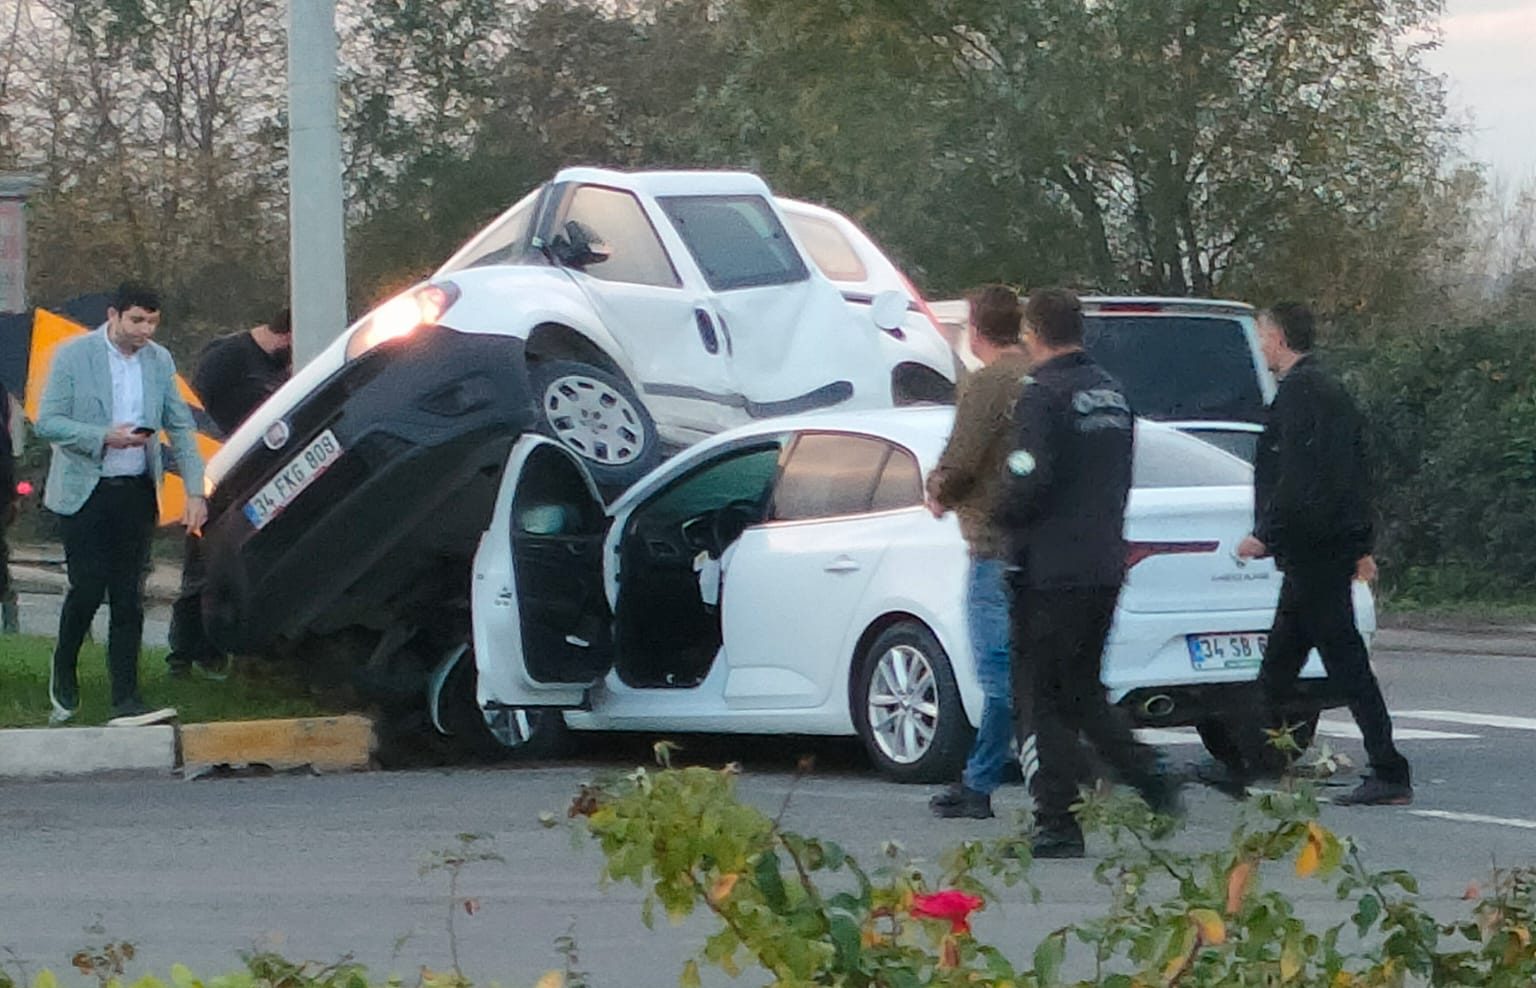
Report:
432,406,1373,782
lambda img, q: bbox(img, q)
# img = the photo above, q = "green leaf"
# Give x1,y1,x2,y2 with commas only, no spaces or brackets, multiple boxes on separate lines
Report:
33,973,58,988
678,959,701,988
1354,893,1381,936
828,913,862,971
1033,930,1067,985
755,851,789,913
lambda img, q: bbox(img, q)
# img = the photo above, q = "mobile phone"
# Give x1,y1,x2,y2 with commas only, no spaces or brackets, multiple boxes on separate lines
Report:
131,425,155,436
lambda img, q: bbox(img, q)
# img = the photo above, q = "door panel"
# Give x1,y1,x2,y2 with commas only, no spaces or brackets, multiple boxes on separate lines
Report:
472,436,611,708
720,518,887,708
551,183,738,435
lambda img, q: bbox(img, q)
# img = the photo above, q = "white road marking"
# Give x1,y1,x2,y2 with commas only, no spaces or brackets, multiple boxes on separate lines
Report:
1410,810,1536,831
1137,728,1202,745
1394,710,1536,732
1316,720,1478,742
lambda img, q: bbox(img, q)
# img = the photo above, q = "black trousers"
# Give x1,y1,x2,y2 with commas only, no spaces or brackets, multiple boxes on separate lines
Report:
167,532,220,668
1016,585,1161,828
1244,561,1410,785
51,476,157,710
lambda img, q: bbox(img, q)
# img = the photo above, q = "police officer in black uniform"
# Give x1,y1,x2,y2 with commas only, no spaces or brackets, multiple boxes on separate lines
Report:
1233,302,1411,806
999,288,1180,858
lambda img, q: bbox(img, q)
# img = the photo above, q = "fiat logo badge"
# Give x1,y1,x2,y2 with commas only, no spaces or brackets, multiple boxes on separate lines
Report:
263,420,292,451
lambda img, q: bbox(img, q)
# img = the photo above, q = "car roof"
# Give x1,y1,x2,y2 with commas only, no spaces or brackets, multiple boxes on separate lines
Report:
552,165,774,198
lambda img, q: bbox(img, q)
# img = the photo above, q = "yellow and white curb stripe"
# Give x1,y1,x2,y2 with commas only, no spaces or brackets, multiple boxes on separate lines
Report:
0,715,374,779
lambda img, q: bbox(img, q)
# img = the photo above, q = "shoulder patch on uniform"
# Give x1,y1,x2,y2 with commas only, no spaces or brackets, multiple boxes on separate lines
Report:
1007,449,1037,476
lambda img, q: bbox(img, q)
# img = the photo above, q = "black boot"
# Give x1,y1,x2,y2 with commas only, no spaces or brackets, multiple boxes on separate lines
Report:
1031,820,1086,859
931,785,994,819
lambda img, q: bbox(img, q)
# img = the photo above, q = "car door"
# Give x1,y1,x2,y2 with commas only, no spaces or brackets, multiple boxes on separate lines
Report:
717,432,922,709
544,182,738,438
655,194,891,418
472,434,614,709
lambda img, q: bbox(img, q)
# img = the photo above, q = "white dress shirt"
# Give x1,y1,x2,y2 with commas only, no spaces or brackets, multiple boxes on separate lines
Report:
102,331,149,477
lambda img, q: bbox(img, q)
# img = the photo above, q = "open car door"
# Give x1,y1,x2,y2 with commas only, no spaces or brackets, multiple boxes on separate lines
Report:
471,435,613,709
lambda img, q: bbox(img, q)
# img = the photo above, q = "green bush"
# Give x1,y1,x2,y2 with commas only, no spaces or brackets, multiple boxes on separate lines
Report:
1338,322,1536,602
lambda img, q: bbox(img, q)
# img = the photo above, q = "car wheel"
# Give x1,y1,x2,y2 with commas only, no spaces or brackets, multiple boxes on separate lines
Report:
852,621,972,784
1195,712,1319,772
528,358,661,492
435,647,572,762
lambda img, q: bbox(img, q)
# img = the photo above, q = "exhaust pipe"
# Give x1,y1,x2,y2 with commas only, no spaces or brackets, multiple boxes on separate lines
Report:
1141,694,1175,719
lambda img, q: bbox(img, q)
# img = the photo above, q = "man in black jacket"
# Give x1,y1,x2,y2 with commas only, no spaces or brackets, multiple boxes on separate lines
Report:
1235,302,1411,806
999,288,1180,858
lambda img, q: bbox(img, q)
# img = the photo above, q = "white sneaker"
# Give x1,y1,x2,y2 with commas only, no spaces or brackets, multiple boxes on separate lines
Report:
107,706,179,728
48,702,76,726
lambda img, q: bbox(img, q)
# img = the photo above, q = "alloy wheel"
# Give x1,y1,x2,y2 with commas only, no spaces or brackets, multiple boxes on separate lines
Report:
865,643,941,765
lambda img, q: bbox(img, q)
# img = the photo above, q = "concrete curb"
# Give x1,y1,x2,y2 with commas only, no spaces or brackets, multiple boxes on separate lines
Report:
0,715,375,780
0,725,177,779
11,562,181,605
1374,627,1536,658
180,715,375,772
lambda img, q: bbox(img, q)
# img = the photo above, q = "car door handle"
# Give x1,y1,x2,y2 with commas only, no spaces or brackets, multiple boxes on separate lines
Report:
823,556,862,574
694,309,720,355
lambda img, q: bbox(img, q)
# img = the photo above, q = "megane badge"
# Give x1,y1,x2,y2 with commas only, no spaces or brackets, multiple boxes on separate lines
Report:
263,420,292,451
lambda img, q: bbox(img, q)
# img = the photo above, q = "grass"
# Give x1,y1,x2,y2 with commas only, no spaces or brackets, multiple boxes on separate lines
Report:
0,634,345,729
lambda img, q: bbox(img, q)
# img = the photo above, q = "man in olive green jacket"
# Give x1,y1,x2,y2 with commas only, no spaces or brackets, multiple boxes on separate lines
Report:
924,286,1032,819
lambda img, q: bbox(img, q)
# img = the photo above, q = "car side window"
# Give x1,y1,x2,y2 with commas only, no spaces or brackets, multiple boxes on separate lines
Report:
771,433,908,521
869,446,922,511
658,195,810,291
562,185,681,288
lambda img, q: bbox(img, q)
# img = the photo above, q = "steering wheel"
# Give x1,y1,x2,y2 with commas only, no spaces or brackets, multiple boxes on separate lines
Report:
710,498,763,555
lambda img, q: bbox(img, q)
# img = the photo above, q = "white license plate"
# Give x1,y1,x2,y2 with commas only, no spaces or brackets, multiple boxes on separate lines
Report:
242,429,343,530
1186,632,1268,670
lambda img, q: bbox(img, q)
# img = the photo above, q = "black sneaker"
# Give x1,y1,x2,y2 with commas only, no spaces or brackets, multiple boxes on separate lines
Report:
931,786,994,819
1138,772,1186,819
928,783,966,810
1333,776,1413,806
107,701,179,727
1031,827,1086,859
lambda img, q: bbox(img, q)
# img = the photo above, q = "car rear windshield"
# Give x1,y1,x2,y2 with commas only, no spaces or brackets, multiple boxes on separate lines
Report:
1132,425,1254,488
1085,314,1265,423
659,195,810,291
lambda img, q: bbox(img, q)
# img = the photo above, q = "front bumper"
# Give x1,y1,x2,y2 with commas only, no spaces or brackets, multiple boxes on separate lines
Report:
202,327,536,653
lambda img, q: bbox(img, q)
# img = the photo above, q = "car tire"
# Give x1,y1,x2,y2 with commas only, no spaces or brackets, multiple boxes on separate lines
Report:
1195,711,1319,772
852,620,972,784
436,648,572,762
527,358,661,492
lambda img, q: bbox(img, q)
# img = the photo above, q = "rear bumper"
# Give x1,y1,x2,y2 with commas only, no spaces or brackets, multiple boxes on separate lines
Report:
202,327,536,652
1116,678,1350,728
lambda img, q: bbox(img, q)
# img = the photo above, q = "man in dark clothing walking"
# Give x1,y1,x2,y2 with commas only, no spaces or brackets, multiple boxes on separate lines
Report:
193,307,293,438
999,288,1180,858
1233,302,1412,806
165,307,292,677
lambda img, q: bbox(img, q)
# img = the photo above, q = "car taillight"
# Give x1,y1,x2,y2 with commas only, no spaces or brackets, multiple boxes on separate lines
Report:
345,281,461,361
1126,540,1219,569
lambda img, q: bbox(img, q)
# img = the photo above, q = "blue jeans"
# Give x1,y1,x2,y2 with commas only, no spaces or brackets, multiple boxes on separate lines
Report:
961,557,1014,794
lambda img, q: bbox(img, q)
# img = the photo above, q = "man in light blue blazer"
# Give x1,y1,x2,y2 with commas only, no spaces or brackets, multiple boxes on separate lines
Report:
36,282,207,726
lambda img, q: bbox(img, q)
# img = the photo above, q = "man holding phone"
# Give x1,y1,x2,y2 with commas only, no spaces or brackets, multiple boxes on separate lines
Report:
36,282,206,726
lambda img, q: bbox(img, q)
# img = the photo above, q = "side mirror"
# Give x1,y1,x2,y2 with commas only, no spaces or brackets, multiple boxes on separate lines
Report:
870,290,909,333
550,220,611,268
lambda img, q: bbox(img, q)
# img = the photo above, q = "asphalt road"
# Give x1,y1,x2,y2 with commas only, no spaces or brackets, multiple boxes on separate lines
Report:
3,645,1535,986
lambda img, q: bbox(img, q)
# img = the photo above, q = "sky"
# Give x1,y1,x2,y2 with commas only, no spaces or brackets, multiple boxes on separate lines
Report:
1424,0,1536,187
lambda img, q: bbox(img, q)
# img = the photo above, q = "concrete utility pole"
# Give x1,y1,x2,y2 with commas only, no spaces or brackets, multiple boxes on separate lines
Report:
287,0,348,368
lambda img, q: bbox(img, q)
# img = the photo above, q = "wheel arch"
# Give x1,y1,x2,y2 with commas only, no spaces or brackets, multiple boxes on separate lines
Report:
526,322,624,377
847,607,980,729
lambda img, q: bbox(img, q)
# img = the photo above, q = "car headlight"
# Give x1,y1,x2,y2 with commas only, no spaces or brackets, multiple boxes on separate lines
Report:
344,281,461,361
